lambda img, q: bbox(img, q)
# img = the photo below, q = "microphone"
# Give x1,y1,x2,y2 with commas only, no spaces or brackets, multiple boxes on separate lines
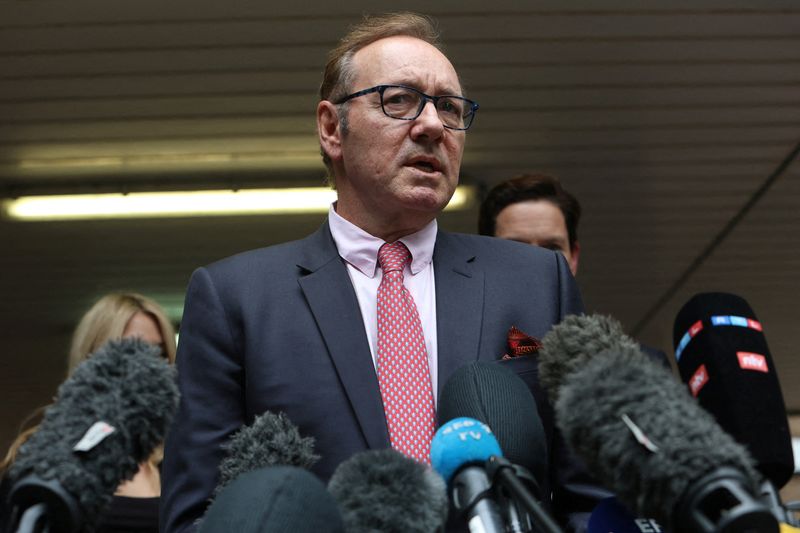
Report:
539,314,778,533
196,412,337,532
538,313,640,405
673,292,794,490
199,466,344,533
327,448,449,533
213,410,319,498
437,360,563,533
193,410,319,529
437,360,547,488
587,497,664,533
431,417,506,533
5,338,179,533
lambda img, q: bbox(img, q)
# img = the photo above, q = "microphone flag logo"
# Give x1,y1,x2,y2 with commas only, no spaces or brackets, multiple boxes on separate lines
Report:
736,351,769,373
73,421,117,452
688,364,709,397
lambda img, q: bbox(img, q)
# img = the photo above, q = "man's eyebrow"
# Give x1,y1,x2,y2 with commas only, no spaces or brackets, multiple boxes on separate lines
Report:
389,80,463,96
436,85,464,96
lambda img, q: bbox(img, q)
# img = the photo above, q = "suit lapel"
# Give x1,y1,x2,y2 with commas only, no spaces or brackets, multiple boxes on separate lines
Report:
434,231,485,397
296,223,390,450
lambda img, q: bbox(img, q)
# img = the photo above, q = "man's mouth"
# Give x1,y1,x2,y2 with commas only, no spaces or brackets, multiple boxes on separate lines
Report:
407,157,442,174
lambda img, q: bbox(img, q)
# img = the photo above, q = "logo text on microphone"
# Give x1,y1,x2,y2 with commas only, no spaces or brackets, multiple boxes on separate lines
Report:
736,351,768,373
689,364,709,397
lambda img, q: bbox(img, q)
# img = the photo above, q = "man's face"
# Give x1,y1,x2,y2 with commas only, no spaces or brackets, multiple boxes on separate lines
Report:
494,200,580,276
322,36,466,234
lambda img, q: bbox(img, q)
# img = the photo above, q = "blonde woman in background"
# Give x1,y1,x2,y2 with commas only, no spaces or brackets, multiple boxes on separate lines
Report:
1,292,177,533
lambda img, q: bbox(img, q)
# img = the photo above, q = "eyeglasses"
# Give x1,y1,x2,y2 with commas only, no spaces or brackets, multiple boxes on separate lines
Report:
334,84,479,131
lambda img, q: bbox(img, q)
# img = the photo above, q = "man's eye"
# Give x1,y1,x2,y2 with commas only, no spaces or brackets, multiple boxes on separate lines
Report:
384,91,415,105
438,98,462,116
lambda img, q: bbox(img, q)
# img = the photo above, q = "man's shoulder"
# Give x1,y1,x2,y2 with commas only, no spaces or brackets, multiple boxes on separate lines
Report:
208,238,303,270
201,224,332,278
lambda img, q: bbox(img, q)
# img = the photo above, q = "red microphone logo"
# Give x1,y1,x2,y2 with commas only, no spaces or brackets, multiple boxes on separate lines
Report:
736,351,768,373
688,364,709,397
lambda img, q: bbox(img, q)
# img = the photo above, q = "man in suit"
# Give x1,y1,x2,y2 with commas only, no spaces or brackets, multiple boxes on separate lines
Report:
161,14,585,533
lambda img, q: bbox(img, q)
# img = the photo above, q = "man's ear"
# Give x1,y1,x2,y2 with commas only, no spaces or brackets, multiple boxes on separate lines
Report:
569,241,580,277
317,100,342,162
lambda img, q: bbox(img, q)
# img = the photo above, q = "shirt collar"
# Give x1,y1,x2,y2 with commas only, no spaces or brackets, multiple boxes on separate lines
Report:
328,203,437,278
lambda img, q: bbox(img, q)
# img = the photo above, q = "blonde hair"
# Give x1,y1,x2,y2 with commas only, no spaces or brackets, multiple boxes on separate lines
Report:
2,292,177,472
67,292,176,374
319,12,444,183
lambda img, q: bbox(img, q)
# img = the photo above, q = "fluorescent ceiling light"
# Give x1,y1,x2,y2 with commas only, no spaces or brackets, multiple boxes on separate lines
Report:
2,186,476,221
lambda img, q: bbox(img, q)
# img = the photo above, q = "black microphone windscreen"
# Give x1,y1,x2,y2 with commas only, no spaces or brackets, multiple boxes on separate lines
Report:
200,466,344,533
437,361,547,487
673,292,794,489
215,411,318,497
8,338,178,526
556,343,761,529
539,314,640,404
328,449,448,533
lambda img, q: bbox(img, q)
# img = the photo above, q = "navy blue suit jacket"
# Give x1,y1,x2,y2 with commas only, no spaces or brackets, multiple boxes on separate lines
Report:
160,222,585,533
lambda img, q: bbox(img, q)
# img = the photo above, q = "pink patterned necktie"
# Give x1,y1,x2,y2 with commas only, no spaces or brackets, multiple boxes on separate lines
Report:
376,241,436,463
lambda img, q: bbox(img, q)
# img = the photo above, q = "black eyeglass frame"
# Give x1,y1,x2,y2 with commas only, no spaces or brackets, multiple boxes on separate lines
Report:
334,84,479,131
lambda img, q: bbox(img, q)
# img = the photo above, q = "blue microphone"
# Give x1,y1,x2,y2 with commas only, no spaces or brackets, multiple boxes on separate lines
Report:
431,417,505,533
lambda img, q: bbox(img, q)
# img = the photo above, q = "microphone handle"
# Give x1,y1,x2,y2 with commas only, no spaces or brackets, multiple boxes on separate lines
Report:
761,480,800,527
13,503,47,533
487,456,563,533
451,466,506,533
502,498,525,533
6,476,83,533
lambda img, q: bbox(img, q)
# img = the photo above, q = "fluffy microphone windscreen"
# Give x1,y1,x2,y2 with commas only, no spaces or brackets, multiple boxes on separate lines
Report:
437,361,548,485
9,338,178,526
200,466,344,533
538,314,640,404
328,448,449,533
673,292,794,489
214,411,318,497
556,344,760,529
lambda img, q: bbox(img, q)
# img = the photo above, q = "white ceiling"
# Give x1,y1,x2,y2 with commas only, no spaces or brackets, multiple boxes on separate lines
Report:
1,1,798,451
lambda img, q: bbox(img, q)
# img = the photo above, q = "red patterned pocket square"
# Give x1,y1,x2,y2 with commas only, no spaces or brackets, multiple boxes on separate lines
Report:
503,325,543,360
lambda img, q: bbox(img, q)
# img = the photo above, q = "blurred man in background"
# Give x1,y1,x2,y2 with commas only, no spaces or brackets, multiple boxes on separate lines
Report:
479,172,669,367
479,173,580,276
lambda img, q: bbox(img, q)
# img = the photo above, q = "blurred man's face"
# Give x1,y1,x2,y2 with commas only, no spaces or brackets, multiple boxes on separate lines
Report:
494,200,580,276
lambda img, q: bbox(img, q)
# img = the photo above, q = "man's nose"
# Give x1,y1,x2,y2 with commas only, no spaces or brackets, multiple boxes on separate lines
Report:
410,100,445,140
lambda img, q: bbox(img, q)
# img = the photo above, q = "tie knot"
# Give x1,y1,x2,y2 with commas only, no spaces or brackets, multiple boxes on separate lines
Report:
378,241,411,274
